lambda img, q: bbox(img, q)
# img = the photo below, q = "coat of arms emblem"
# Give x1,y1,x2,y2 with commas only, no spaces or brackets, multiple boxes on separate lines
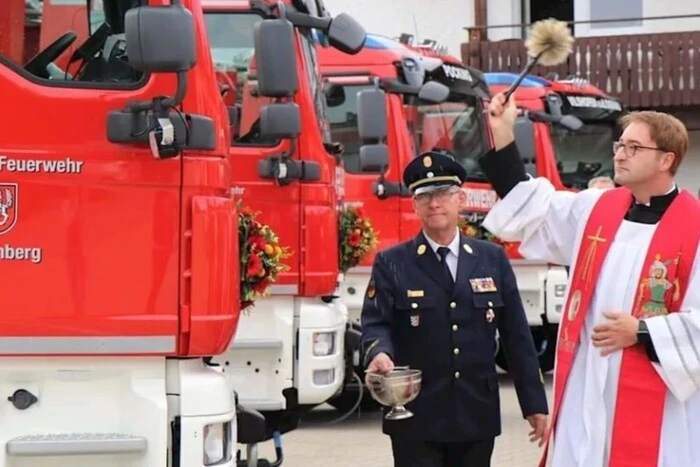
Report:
0,184,17,235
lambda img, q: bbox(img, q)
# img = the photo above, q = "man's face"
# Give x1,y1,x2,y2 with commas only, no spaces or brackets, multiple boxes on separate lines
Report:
613,122,675,186
413,186,465,231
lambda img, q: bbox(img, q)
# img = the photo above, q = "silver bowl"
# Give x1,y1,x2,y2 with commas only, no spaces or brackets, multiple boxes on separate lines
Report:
366,367,422,420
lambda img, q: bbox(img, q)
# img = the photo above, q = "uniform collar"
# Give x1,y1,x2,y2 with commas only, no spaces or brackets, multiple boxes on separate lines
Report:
422,228,460,257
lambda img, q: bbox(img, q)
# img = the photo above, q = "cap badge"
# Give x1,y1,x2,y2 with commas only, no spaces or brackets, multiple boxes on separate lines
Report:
423,156,432,168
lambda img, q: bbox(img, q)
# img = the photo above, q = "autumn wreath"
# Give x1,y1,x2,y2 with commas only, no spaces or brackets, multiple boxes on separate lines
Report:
338,205,378,274
458,217,518,255
238,202,292,311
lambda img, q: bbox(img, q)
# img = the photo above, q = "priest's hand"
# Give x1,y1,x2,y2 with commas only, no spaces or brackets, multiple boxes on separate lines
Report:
526,413,548,446
487,91,518,150
591,311,639,356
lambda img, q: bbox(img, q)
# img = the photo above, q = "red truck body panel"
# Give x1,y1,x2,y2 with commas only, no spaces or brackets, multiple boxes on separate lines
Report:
1,0,240,356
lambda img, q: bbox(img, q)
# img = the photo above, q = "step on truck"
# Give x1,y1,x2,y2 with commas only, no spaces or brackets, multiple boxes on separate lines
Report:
202,0,369,457
1,0,246,466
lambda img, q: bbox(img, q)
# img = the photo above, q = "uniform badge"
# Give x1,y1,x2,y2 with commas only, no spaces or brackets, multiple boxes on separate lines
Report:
417,244,427,255
463,243,473,254
407,289,424,298
485,309,495,323
423,155,432,168
469,277,498,293
410,314,420,327
366,281,376,299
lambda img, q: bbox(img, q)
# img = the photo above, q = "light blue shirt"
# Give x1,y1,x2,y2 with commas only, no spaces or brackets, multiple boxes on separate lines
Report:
423,228,460,281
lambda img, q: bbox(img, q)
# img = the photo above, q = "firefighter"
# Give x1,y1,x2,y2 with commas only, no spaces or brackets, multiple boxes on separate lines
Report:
360,150,549,467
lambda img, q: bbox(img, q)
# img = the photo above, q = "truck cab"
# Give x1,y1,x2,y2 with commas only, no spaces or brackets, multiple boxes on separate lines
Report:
202,0,369,447
1,0,241,465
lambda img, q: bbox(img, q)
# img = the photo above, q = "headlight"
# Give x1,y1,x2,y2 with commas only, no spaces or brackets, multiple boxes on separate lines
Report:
203,421,232,466
554,285,566,298
312,332,335,356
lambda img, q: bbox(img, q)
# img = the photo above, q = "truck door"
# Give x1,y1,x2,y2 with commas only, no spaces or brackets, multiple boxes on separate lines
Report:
0,0,182,353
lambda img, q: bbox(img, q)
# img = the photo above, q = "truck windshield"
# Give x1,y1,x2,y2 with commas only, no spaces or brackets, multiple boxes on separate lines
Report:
408,98,489,182
552,122,616,190
204,12,331,146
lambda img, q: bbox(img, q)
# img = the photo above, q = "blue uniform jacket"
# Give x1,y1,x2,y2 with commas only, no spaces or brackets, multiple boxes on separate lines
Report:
361,231,549,442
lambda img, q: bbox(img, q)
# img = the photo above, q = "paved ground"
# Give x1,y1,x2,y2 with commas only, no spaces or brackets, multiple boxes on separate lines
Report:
248,374,554,466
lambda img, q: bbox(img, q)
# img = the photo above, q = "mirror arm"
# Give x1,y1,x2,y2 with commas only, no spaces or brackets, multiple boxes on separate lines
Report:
284,9,332,30
379,79,420,97
127,71,187,114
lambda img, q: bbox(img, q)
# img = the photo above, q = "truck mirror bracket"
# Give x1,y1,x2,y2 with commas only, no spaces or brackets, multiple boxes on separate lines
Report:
106,109,216,152
257,156,322,185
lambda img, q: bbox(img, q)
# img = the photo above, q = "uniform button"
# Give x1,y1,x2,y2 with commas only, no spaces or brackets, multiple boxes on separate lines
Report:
450,302,457,309
488,301,493,307
452,324,458,331
453,348,460,355
411,303,418,309
454,371,460,379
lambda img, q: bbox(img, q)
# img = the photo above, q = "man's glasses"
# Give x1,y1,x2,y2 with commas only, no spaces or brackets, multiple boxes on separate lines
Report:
613,141,665,158
414,188,460,205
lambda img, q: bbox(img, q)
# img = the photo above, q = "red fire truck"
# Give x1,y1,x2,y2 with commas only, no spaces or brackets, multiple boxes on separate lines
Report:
1,0,244,465
202,0,370,458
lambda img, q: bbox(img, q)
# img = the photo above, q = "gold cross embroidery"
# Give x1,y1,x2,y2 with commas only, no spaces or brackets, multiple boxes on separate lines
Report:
578,226,606,287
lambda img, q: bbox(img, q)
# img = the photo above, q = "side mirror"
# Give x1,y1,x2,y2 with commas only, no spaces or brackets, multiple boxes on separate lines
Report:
326,13,366,55
557,115,584,132
359,144,389,173
260,103,301,139
254,19,298,97
418,81,450,104
513,116,537,165
356,88,387,140
525,110,584,133
124,5,196,72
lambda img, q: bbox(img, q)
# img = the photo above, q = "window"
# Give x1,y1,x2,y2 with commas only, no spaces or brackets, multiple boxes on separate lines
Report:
299,29,332,145
589,0,642,28
204,12,274,146
326,83,375,173
409,98,489,182
552,122,616,189
2,0,145,86
204,13,331,147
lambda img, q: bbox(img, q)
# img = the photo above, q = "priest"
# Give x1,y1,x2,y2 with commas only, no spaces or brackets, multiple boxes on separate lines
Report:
478,91,700,467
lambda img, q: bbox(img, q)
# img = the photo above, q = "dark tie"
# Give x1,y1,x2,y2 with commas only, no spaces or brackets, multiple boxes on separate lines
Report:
437,247,453,284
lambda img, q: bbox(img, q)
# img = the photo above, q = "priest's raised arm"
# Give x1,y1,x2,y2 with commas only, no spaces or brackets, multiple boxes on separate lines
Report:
477,94,604,267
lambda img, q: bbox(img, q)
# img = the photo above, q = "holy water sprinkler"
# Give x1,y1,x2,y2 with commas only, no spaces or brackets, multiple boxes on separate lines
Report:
502,18,574,102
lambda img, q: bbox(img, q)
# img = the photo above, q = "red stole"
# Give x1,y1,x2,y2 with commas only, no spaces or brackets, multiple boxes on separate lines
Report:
539,187,700,467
